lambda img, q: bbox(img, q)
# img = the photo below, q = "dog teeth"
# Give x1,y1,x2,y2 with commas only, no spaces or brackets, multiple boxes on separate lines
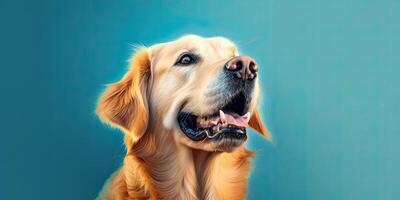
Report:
219,110,227,125
243,112,250,123
197,111,232,128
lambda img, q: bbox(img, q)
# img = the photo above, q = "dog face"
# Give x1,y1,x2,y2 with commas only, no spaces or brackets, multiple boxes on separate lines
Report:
97,35,269,152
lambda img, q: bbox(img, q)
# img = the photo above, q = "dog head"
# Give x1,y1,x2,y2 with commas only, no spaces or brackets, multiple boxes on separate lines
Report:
97,35,269,152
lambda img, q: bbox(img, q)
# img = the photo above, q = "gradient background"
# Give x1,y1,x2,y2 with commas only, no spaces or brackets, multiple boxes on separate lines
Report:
1,0,400,199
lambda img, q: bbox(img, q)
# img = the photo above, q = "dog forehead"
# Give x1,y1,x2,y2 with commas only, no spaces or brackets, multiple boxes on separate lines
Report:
177,35,236,51
149,35,237,57
207,36,237,52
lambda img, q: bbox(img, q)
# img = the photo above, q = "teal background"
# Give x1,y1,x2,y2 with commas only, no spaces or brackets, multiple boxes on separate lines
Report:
1,0,399,199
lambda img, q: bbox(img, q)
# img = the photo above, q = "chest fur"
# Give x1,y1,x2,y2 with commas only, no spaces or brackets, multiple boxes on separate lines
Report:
128,147,254,200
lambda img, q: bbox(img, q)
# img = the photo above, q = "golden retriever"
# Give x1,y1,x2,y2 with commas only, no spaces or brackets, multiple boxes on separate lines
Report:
96,35,270,200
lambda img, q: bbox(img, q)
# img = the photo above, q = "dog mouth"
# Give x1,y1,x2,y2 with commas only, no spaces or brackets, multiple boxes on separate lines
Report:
177,92,250,141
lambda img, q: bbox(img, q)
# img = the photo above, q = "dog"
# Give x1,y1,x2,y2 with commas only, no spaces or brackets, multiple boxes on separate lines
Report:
96,35,270,200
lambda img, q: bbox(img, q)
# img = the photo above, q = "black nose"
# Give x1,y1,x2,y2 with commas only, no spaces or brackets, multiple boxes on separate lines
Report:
224,56,258,80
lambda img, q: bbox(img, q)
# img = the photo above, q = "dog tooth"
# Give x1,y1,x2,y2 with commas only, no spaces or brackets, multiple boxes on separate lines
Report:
219,110,227,125
243,112,251,123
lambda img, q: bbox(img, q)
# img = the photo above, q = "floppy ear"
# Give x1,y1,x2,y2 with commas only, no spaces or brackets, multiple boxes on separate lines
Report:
249,108,271,139
96,48,151,142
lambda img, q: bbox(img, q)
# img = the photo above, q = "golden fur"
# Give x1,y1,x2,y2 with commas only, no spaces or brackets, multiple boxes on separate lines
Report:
96,35,269,200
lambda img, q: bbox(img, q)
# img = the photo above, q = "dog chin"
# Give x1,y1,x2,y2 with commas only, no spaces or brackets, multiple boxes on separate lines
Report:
209,138,246,152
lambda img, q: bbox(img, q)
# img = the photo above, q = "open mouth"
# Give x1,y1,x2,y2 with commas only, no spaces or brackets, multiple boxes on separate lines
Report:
177,92,250,141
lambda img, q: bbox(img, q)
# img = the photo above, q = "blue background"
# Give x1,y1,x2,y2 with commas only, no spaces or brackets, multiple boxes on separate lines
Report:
1,0,399,199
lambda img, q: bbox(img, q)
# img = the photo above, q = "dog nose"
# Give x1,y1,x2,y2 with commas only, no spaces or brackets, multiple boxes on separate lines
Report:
225,56,258,80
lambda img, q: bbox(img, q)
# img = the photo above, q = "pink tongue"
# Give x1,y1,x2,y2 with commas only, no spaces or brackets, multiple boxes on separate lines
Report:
223,112,250,128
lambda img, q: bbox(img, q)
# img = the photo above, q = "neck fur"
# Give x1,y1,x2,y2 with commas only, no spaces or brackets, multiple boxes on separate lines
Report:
123,127,253,200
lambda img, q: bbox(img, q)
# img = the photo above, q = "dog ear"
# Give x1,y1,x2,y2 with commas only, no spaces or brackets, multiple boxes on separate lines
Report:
249,108,271,139
96,48,151,142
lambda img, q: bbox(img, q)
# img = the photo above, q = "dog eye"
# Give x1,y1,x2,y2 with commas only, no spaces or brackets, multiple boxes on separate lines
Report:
175,53,198,66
